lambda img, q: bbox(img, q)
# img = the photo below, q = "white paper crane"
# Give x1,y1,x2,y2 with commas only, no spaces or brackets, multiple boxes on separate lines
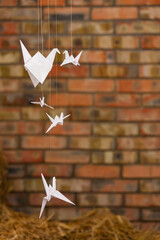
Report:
31,97,54,109
61,50,83,66
46,112,70,133
20,40,60,87
39,173,75,218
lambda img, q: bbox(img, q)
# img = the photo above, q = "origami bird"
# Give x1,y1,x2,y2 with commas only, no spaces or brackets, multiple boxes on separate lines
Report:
39,173,75,218
31,97,54,109
46,112,70,133
61,50,83,66
20,40,60,87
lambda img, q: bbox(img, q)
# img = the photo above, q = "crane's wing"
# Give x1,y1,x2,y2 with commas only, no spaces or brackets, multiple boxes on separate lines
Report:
52,177,56,192
46,113,54,123
20,40,31,64
46,124,55,133
63,114,70,120
41,173,49,195
53,190,75,205
44,103,54,109
75,51,83,62
31,101,40,105
39,197,47,218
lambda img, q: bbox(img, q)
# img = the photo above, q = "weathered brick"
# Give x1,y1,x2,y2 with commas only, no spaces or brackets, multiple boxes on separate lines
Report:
0,8,38,20
0,51,20,64
117,79,160,93
0,65,25,78
112,208,140,221
95,94,140,107
123,165,160,178
117,51,160,63
0,136,18,149
20,0,65,6
140,180,160,192
140,151,160,164
27,164,73,177
5,150,43,163
92,65,138,78
46,36,91,49
92,7,137,20
48,93,92,106
70,21,114,34
141,123,160,135
118,108,160,121
7,193,26,207
70,137,115,150
45,150,90,164
92,179,138,192
0,0,17,6
116,0,160,5
69,0,114,6
143,94,160,106
78,193,122,206
22,136,67,149
8,165,25,178
0,108,20,120
93,123,138,136
116,21,160,34
142,209,160,221
68,79,114,92
118,137,160,150
24,179,43,192
45,122,91,135
126,194,160,207
51,65,89,78
141,36,160,49
92,151,138,164
94,36,139,49
44,7,90,21
57,178,91,192
80,50,113,64
47,207,80,220
140,7,160,19
140,65,160,78
10,179,24,192
0,79,19,92
71,108,116,121
75,165,120,178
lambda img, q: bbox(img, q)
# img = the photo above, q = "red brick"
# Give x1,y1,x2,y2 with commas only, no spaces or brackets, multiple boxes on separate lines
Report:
118,137,160,150
126,194,160,207
141,36,160,49
92,7,137,20
92,179,138,192
51,65,89,78
27,164,73,177
140,7,160,19
143,94,160,107
45,122,91,135
0,79,19,92
20,0,65,6
70,137,115,150
48,93,92,107
140,151,160,163
0,0,17,6
78,193,122,206
117,79,160,93
0,22,19,35
5,150,43,163
68,79,114,92
75,165,120,178
80,50,111,64
29,193,75,207
116,0,160,5
95,94,140,107
22,136,67,149
45,150,90,164
117,108,160,121
140,123,160,135
123,165,160,178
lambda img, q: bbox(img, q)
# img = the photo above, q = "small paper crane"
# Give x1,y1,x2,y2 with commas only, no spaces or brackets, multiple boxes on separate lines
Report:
20,40,60,87
31,97,54,109
39,173,75,218
61,50,83,66
46,112,70,133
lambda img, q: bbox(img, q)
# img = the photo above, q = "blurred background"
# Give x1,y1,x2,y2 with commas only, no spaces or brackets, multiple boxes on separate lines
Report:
0,0,160,230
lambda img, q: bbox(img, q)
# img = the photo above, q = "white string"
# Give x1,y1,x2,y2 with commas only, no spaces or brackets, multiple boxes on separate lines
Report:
40,0,44,98
38,0,40,52
71,0,73,55
55,0,58,107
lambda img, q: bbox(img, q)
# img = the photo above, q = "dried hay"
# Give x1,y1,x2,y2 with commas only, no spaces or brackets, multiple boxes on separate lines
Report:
0,205,160,240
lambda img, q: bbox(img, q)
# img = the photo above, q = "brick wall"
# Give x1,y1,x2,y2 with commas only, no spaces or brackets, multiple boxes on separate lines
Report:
0,0,160,229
